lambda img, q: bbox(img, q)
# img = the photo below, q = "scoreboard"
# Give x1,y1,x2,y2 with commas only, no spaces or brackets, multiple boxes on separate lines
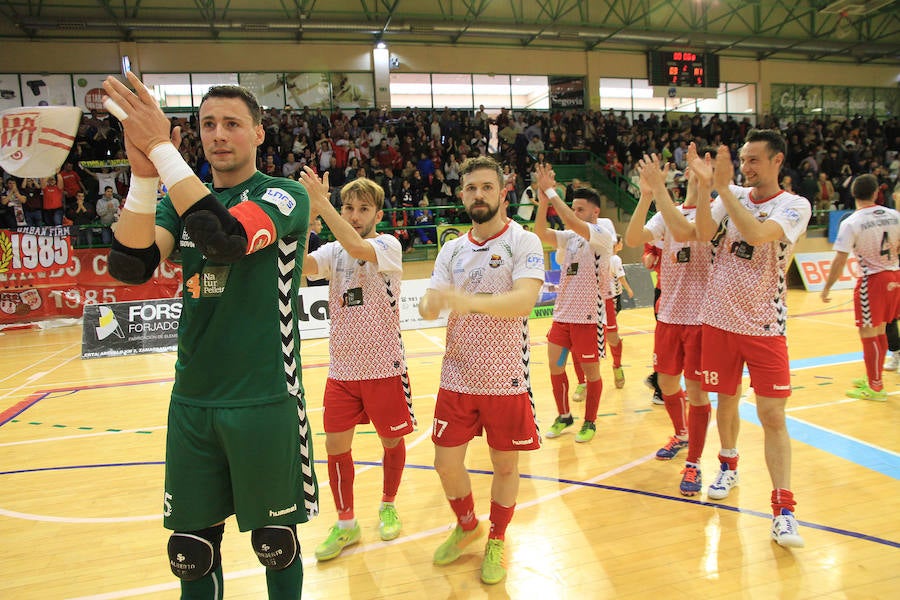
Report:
647,50,720,88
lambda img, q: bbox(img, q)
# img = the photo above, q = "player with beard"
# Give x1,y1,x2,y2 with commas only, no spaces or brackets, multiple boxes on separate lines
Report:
419,156,544,585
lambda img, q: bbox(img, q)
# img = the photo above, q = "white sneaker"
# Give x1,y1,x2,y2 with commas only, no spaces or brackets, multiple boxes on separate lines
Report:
772,509,805,548
707,462,739,500
886,351,900,371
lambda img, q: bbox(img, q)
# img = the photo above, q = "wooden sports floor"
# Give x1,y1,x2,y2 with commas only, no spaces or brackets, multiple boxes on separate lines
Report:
1,288,898,599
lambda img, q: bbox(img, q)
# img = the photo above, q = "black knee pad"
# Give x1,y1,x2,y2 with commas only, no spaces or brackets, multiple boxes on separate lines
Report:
167,524,224,581
251,524,299,570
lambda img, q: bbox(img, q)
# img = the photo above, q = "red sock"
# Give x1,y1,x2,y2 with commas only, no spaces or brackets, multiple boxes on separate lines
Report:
862,335,884,391
877,333,889,381
663,390,688,437
584,379,603,422
489,500,516,540
381,438,405,503
771,488,796,516
327,451,355,521
686,403,711,464
550,372,570,415
862,336,884,392
610,340,623,368
573,360,586,384
448,493,478,531
718,452,739,471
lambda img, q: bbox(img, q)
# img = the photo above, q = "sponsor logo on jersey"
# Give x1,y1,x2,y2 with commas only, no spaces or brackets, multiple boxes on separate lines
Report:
526,253,543,269
249,229,273,252
180,229,196,248
240,189,249,203
489,254,503,268
467,267,484,287
268,503,298,517
782,208,802,225
261,187,296,216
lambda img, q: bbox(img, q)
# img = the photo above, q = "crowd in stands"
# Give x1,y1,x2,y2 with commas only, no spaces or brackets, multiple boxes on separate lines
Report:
2,104,898,246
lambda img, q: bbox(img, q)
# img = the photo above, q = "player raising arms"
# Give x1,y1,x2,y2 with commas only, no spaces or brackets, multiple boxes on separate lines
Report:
625,146,714,496
821,173,900,401
103,73,317,599
532,162,616,443
419,156,544,585
695,130,811,548
298,169,416,561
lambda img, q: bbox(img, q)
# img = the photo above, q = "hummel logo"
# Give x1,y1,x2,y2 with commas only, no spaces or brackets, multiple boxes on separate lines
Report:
511,437,533,446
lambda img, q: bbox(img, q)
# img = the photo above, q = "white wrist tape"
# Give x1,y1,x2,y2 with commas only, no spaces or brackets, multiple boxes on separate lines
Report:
124,175,159,214
149,143,194,190
544,187,560,200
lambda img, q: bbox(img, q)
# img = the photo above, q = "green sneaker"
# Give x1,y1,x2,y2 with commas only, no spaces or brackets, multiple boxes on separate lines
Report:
433,522,484,565
378,503,402,541
315,523,361,561
544,414,575,438
613,367,625,389
575,420,596,443
851,377,868,388
571,383,586,403
846,384,887,401
480,538,507,585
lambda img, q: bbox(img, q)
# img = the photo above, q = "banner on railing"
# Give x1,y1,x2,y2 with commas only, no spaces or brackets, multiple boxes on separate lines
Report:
793,251,859,292
0,246,181,325
0,226,74,279
81,298,180,358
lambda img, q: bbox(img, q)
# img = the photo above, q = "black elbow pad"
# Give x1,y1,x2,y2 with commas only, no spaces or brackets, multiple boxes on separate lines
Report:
182,194,248,263
108,239,161,285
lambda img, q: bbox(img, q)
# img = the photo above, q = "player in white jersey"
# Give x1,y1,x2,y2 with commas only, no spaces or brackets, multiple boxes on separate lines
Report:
299,173,416,561
821,173,900,401
625,146,713,497
419,156,544,585
532,162,616,443
694,130,810,548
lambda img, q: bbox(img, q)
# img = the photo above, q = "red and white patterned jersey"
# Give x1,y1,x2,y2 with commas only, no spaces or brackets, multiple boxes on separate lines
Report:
833,205,900,276
429,222,545,395
551,218,616,323
607,254,625,298
700,185,811,337
308,234,407,380
646,207,713,325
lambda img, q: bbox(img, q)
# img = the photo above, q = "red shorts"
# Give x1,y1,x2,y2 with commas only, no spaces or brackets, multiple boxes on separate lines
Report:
699,324,792,398
547,321,602,363
854,270,900,328
323,375,415,438
653,321,702,381
604,297,618,332
432,388,540,451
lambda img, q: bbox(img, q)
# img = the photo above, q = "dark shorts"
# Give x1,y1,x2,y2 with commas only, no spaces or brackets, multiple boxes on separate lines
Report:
164,397,318,532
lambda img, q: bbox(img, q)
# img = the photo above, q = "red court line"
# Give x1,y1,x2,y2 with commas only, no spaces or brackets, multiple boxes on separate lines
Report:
0,393,47,426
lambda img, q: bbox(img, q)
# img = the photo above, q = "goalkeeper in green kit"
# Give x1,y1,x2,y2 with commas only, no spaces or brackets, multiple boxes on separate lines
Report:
102,72,318,599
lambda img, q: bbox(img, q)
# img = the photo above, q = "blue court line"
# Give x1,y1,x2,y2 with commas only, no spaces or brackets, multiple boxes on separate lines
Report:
739,402,900,480
781,350,899,480
4,460,897,549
